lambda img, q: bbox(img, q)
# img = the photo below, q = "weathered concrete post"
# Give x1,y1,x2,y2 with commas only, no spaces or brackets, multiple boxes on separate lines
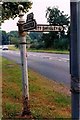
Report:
17,5,31,116
70,1,80,119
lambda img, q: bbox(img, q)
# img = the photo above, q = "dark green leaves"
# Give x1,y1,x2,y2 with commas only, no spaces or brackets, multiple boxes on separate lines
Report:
1,2,32,23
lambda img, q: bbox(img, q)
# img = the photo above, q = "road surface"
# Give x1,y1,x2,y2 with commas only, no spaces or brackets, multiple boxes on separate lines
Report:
1,50,71,87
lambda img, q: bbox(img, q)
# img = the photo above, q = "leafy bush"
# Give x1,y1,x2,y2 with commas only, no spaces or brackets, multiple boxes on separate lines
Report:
54,38,69,50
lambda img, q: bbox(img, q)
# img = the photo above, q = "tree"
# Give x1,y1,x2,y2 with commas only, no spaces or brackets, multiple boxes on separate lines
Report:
41,33,53,48
46,7,70,26
29,32,43,41
42,6,70,49
2,30,9,45
46,6,70,38
29,32,44,49
8,31,19,46
1,1,32,23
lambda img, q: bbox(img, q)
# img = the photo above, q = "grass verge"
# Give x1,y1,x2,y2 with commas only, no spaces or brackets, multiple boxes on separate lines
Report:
8,45,19,51
8,45,69,54
2,57,71,119
28,49,69,54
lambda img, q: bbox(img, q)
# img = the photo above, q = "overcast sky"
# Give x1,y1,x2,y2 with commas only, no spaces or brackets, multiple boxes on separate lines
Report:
1,0,70,32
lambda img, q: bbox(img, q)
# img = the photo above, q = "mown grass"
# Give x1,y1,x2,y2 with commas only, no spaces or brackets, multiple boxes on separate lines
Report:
2,57,71,119
28,49,69,54
2,57,22,118
8,45,19,51
8,45,69,54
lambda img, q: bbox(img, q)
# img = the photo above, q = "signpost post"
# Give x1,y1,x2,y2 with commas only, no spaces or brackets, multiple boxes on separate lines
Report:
17,5,36,117
70,1,80,119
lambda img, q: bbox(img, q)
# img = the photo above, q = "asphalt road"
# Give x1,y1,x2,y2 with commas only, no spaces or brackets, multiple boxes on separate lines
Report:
1,50,71,87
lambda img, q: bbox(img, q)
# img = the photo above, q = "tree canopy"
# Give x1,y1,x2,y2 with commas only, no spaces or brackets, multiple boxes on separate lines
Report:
41,7,70,49
46,6,70,26
1,30,9,45
45,6,70,36
1,1,32,23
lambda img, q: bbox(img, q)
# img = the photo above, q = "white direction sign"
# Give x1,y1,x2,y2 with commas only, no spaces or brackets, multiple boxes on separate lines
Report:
29,24,63,32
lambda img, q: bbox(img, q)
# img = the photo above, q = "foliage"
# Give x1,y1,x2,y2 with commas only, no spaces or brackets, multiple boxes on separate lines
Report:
40,6,70,49
30,40,45,49
29,32,44,49
1,30,9,45
41,33,69,50
1,1,32,23
53,38,69,50
29,32,43,41
41,32,58,48
26,34,32,43
46,7,70,26
7,31,19,47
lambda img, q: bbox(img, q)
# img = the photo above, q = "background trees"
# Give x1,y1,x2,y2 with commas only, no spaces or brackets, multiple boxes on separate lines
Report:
8,31,19,47
29,32,44,49
41,6,70,50
1,30,9,45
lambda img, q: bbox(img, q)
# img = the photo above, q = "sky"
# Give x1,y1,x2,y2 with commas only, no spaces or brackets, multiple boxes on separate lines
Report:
1,0,70,32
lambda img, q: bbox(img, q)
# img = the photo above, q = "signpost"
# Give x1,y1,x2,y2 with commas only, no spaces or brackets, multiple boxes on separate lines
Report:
17,5,37,117
17,5,65,118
